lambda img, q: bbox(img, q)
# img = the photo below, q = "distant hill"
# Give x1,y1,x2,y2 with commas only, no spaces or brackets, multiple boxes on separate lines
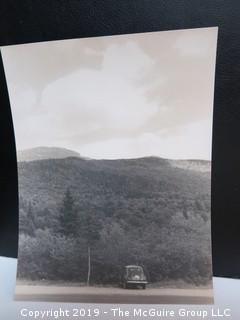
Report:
17,147,81,162
170,159,211,173
18,155,211,212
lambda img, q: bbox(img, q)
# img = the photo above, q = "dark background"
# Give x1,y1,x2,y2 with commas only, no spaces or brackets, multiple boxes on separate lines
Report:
0,0,239,279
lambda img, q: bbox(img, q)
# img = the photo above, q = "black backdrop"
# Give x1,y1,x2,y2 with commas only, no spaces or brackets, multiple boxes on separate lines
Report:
0,0,240,279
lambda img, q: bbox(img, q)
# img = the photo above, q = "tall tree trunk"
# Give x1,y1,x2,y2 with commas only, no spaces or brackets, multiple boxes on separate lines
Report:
87,245,91,286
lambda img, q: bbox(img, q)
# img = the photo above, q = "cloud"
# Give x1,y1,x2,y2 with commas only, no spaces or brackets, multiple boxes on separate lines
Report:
40,42,158,138
79,119,212,160
174,28,217,57
2,27,217,159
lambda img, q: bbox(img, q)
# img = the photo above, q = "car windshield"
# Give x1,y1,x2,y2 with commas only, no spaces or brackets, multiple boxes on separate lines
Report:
127,267,143,278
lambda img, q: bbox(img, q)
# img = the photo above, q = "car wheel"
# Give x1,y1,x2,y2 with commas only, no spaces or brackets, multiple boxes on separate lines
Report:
142,284,146,289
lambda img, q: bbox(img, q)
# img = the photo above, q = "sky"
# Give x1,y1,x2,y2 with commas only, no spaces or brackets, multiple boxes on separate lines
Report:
1,27,218,160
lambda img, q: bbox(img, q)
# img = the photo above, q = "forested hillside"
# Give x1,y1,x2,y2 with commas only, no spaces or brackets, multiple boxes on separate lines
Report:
17,154,212,286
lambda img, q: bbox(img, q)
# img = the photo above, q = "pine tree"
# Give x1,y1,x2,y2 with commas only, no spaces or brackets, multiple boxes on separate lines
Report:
18,202,35,236
59,189,78,237
26,202,35,236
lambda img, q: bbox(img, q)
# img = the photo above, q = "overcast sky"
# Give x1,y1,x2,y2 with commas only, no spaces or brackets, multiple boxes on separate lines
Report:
1,27,217,160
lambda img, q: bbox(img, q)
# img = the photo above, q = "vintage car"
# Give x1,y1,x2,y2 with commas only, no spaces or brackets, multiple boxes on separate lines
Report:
121,265,148,289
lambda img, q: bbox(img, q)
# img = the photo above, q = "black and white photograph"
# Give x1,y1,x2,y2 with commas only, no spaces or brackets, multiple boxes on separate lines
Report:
1,27,217,304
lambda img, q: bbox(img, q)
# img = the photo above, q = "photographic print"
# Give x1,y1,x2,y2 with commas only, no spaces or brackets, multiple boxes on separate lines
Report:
1,27,217,304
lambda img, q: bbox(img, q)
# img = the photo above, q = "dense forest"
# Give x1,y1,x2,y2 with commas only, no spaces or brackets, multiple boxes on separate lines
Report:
17,152,212,287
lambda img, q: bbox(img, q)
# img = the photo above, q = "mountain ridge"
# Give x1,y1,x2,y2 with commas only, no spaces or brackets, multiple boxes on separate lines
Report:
17,146,81,162
17,147,211,173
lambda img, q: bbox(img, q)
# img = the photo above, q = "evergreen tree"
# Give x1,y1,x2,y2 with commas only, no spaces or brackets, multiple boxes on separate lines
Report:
26,202,35,236
59,189,79,237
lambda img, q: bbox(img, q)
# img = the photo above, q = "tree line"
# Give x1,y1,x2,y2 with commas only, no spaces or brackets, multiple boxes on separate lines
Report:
18,185,212,286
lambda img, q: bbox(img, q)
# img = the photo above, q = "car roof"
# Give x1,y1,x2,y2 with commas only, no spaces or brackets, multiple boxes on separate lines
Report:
125,265,142,268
